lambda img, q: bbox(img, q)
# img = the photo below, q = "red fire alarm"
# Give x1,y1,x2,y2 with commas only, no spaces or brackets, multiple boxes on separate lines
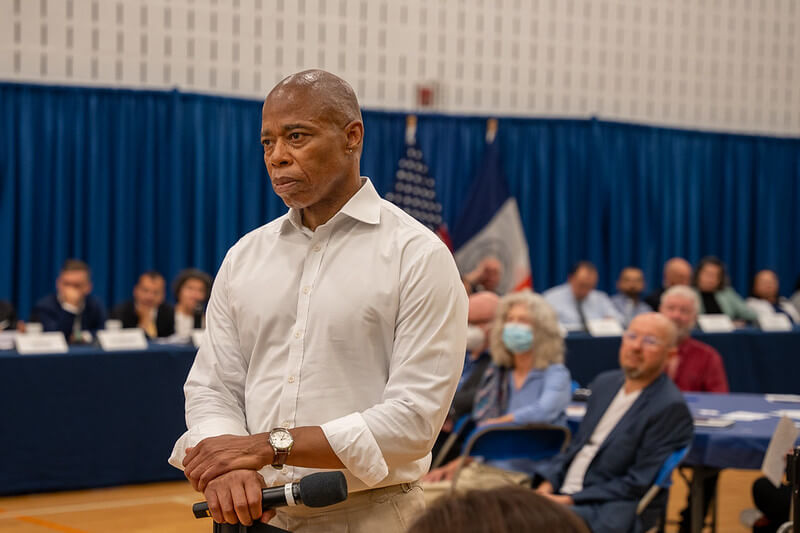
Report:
416,84,436,107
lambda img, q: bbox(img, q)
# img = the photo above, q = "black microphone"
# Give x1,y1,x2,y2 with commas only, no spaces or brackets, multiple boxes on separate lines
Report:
193,471,348,519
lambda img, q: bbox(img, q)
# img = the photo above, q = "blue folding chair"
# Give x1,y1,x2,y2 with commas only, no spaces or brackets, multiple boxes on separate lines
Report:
430,414,475,469
450,423,571,490
636,445,691,532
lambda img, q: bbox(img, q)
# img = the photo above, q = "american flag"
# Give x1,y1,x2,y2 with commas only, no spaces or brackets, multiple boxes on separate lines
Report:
386,142,453,249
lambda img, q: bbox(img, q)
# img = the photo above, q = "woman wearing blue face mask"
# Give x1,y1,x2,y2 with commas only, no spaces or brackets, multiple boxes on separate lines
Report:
423,291,572,486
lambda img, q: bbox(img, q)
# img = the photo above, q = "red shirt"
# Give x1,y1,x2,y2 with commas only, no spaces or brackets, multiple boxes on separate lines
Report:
669,337,730,393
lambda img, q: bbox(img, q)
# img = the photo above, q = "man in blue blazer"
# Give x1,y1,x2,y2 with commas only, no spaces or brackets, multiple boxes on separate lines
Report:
534,313,694,533
30,259,106,343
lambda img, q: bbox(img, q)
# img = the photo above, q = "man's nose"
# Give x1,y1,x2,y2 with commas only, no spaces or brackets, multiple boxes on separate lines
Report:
269,140,291,167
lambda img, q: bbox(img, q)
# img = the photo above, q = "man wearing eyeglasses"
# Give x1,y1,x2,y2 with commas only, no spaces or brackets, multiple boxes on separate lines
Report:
532,313,694,533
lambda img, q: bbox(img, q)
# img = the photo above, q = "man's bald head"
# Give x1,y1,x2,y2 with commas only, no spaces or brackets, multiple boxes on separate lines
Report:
266,69,363,130
664,257,692,288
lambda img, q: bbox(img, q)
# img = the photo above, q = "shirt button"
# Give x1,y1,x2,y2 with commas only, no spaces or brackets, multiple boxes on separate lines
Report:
288,376,295,383
302,286,310,295
294,331,301,339
313,244,321,252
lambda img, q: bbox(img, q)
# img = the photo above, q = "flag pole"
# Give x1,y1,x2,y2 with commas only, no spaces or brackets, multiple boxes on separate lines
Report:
406,114,417,145
486,118,498,144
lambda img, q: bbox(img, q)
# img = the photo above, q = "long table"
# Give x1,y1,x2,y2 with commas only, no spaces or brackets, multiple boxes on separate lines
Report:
0,344,197,495
564,328,800,394
1,329,798,495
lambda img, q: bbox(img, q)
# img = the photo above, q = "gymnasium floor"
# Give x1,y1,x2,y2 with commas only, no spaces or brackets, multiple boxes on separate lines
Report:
0,469,762,533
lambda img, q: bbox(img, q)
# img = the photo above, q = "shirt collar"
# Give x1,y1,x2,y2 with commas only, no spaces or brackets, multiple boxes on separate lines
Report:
277,177,381,234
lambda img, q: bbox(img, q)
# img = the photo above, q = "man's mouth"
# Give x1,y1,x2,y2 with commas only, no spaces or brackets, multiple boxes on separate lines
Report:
272,178,300,194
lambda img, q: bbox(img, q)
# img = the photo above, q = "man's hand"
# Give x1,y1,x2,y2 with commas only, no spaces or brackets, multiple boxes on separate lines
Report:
478,414,514,427
541,492,574,506
203,469,276,526
535,480,554,494
184,434,272,492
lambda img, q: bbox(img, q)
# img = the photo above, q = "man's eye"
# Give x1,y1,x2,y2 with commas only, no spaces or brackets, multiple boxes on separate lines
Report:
290,133,303,140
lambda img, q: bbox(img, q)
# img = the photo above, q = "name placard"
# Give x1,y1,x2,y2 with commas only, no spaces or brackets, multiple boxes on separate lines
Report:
0,331,18,350
697,314,735,333
191,329,205,348
16,332,69,354
586,318,624,337
97,329,149,351
758,314,793,332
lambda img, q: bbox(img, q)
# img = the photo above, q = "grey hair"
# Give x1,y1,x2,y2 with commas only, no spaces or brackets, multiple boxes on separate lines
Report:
660,285,701,315
487,290,565,369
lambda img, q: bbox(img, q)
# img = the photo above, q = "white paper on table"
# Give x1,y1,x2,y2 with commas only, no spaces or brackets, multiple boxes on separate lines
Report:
721,410,771,422
697,314,735,333
697,409,720,416
761,416,800,487
566,405,587,418
771,410,800,420
586,318,624,337
765,394,800,404
758,314,793,332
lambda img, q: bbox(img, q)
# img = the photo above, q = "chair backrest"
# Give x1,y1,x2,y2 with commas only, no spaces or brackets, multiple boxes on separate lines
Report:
449,423,571,491
636,445,690,515
461,423,571,463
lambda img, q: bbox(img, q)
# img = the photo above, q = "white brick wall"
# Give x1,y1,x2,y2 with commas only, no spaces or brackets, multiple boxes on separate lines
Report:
1,0,799,135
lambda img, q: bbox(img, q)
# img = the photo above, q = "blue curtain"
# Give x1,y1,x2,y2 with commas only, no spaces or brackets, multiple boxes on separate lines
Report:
2,83,799,319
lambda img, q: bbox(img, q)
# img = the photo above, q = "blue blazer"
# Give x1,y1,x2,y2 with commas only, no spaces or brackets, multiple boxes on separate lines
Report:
535,370,693,533
31,293,107,341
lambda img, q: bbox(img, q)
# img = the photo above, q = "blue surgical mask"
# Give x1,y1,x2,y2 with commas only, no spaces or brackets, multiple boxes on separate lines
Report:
502,323,534,353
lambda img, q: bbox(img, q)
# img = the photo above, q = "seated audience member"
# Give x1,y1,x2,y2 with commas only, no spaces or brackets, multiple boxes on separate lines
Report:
610,266,652,326
463,256,503,295
424,291,572,485
0,300,17,330
110,271,175,338
644,257,693,310
659,285,729,393
746,269,800,325
791,275,800,316
531,313,694,533
431,290,500,467
172,268,212,337
453,291,501,421
30,259,106,343
693,256,757,323
543,261,622,330
408,486,590,533
659,285,729,531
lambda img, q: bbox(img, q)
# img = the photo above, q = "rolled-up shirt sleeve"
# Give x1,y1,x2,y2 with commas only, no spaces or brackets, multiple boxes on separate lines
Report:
321,242,467,486
169,255,250,470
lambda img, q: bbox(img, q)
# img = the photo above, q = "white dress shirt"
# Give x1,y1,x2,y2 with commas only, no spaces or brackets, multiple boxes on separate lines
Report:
560,385,641,494
169,178,468,493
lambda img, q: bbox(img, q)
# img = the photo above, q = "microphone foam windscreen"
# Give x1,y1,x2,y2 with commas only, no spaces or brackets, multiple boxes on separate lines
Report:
298,471,348,508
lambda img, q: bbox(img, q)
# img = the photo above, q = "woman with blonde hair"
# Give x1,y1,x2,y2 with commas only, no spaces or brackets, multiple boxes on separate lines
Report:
423,290,572,485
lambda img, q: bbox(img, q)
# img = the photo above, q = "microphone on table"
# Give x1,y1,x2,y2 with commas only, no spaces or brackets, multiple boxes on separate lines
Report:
193,471,348,519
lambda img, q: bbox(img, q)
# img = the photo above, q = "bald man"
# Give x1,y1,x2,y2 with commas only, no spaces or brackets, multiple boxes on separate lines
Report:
533,313,693,533
170,70,468,531
644,257,693,310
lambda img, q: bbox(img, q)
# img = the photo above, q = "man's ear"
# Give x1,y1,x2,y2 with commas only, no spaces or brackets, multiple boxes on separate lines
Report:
344,120,364,153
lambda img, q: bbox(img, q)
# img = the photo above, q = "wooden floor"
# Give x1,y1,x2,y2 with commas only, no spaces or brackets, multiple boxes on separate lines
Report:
0,469,762,532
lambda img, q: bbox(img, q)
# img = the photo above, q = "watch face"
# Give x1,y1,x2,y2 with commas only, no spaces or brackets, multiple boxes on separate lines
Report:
270,429,293,449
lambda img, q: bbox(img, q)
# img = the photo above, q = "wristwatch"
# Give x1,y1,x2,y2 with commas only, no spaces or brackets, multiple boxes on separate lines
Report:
268,427,294,469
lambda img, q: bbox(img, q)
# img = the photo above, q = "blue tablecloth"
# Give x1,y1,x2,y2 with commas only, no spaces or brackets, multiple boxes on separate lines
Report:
0,343,197,495
683,392,800,470
565,328,800,394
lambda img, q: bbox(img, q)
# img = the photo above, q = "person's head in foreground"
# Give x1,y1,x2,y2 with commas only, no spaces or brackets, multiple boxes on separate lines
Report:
407,485,590,533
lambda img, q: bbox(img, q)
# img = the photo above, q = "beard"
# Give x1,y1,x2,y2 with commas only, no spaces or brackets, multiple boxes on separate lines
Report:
622,365,643,379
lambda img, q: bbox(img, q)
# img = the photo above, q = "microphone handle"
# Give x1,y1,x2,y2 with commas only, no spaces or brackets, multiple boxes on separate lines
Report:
192,484,301,519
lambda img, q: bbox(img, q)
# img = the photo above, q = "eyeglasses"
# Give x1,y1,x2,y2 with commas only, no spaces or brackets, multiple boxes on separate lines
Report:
622,331,664,348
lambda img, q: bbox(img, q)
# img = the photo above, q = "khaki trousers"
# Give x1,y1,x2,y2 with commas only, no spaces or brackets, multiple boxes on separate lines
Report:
269,482,424,533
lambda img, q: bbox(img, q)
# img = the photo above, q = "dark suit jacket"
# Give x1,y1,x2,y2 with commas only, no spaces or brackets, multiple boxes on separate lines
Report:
535,370,693,533
109,300,176,338
30,293,107,341
0,300,17,330
643,287,665,311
